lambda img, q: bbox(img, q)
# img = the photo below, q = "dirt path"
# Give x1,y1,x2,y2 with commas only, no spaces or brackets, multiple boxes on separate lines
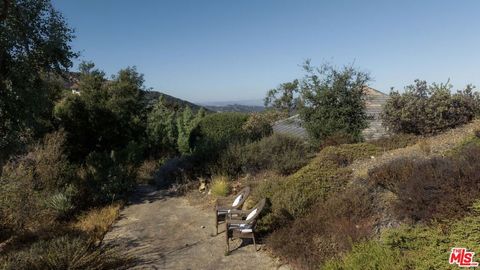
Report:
103,185,286,270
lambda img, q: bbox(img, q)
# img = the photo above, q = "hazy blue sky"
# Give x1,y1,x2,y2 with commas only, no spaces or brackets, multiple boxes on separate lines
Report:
52,0,480,103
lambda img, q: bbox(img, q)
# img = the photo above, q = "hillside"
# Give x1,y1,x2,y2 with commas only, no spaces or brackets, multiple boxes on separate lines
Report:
260,120,480,268
142,90,209,112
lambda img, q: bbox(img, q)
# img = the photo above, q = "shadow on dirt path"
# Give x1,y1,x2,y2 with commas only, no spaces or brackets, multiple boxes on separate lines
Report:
103,185,288,270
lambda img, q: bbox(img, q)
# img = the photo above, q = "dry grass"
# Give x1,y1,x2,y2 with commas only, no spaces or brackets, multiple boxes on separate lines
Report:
73,204,121,244
352,119,480,178
210,175,231,197
137,159,160,184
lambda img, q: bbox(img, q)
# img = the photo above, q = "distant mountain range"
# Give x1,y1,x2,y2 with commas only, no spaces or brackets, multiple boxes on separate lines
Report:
200,99,264,107
199,99,265,112
143,93,266,113
142,90,208,112
203,104,265,113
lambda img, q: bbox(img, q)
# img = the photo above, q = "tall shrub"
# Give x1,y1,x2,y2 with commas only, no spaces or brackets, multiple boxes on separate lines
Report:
146,97,178,155
176,107,205,154
299,61,370,145
190,112,249,161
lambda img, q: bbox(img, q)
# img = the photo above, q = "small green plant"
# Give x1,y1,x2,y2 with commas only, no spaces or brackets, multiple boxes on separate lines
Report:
46,192,74,218
210,175,230,197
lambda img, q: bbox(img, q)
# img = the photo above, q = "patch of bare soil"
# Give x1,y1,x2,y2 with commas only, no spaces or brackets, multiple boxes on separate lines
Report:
103,185,287,270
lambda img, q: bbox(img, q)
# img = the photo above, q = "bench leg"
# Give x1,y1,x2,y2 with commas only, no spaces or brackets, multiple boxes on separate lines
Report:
253,234,257,252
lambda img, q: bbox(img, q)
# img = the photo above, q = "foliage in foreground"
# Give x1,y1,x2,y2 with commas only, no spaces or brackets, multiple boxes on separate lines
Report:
264,133,480,269
324,200,480,270
0,235,133,270
252,142,383,234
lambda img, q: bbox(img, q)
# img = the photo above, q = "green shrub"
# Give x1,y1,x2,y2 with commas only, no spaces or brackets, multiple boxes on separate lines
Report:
381,80,480,135
0,131,75,235
210,175,230,197
299,62,370,145
0,236,133,270
81,141,143,204
45,186,77,219
218,134,312,176
54,65,145,161
216,142,246,176
146,97,178,155
190,112,249,161
241,112,277,140
245,134,311,175
323,240,409,270
255,143,382,231
329,200,480,270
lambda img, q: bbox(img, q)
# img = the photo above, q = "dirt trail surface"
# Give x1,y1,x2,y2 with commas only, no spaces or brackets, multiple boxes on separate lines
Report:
103,185,286,270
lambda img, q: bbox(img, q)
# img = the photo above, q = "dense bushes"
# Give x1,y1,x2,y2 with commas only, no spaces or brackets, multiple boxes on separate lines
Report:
218,134,311,176
323,240,408,270
81,142,142,204
269,133,480,269
191,112,249,148
54,64,145,161
0,131,141,240
0,131,76,236
252,142,382,234
368,137,480,222
325,200,480,269
267,186,376,269
190,112,249,160
382,80,480,135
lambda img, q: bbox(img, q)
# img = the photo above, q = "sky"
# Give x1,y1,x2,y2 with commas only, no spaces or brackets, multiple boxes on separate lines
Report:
52,0,480,104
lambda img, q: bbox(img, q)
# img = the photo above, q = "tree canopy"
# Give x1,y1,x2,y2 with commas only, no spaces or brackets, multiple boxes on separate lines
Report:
0,0,76,162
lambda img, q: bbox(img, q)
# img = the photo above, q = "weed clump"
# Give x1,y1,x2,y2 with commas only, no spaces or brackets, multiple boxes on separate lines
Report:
210,175,230,197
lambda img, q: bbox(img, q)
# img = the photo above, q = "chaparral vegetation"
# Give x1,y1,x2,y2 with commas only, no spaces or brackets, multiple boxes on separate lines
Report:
1,1,480,269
